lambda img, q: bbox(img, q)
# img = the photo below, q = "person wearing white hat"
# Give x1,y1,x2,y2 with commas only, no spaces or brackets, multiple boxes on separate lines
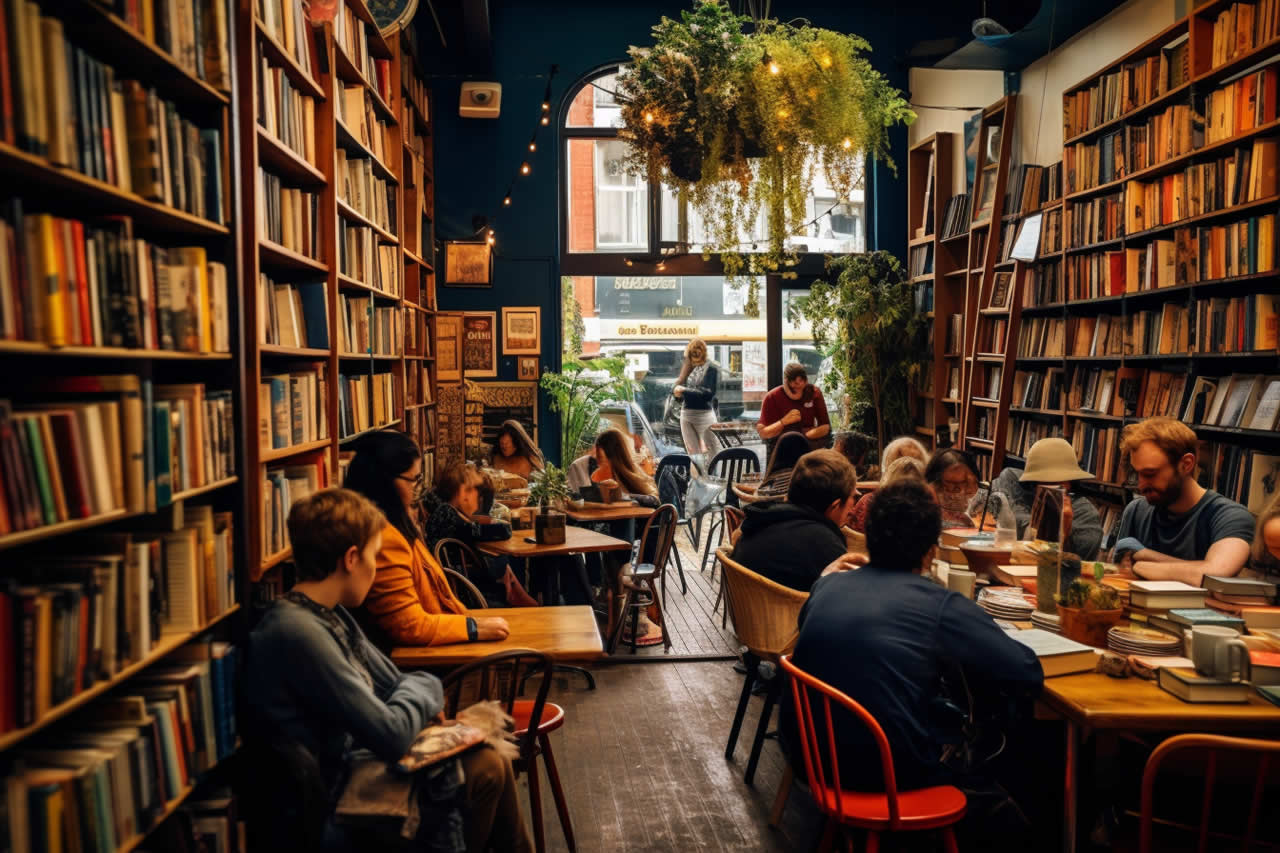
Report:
990,437,1104,559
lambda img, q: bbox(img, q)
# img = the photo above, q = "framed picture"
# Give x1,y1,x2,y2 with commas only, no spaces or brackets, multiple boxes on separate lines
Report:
436,314,463,383
444,241,492,287
517,357,539,381
501,306,541,355
462,312,498,378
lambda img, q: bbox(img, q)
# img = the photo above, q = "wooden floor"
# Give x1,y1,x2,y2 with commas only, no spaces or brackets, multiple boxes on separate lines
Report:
520,660,827,852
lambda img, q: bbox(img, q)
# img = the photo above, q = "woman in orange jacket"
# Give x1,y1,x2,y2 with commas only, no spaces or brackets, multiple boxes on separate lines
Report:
342,430,510,650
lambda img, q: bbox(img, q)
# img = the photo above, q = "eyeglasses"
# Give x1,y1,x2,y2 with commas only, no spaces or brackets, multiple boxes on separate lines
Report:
398,473,425,489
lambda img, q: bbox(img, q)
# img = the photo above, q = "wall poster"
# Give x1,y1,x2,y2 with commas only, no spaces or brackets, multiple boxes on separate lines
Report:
461,312,497,378
436,314,463,382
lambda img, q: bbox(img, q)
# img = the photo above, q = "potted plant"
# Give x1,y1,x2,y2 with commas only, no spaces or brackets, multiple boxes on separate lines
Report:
528,463,570,545
788,251,930,453
539,357,636,465
1056,578,1123,648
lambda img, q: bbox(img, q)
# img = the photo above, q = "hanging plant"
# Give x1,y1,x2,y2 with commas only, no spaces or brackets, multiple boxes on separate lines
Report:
617,1,916,314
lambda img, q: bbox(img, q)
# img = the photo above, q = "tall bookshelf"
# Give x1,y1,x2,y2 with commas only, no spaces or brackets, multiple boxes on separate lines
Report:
0,0,245,844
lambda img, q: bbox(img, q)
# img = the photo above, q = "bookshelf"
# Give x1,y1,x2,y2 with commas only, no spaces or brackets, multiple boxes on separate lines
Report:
0,0,245,843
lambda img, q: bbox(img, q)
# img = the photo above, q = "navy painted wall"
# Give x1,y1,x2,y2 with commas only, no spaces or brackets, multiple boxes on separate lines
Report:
430,0,916,462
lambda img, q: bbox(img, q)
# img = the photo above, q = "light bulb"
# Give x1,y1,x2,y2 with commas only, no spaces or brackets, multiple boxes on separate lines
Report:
529,142,537,152
487,234,495,245
503,196,512,206
624,258,634,267
644,111,655,123
520,162,531,175
820,55,832,68
656,261,666,271
542,101,550,111
540,115,549,125
842,138,852,149
775,144,784,152
769,61,780,75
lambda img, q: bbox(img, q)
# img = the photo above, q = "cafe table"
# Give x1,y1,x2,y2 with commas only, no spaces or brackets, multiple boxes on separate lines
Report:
562,503,655,524
391,605,605,669
477,525,631,559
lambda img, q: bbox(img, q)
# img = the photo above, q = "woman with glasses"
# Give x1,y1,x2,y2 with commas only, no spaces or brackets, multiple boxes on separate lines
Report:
342,430,512,650
924,448,983,529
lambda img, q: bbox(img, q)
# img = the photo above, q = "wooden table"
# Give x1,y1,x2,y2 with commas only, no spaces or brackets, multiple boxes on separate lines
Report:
1039,671,1280,853
477,526,632,558
391,606,604,668
563,504,655,523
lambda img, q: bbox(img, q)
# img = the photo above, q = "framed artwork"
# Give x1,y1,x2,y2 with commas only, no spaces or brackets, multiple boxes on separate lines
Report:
501,306,541,355
436,314,463,383
444,241,492,287
462,312,498,377
517,357,539,381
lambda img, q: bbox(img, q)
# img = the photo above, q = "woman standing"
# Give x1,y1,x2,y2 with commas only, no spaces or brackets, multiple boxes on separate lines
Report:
673,337,719,457
489,419,543,480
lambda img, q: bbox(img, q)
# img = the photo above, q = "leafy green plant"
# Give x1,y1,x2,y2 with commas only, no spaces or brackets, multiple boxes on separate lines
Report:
1061,579,1120,611
561,276,585,361
528,463,570,511
788,251,928,452
616,1,916,313
540,357,637,465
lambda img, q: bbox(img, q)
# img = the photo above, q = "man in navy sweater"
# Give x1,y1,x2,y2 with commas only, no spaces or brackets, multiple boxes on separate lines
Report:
784,479,1044,850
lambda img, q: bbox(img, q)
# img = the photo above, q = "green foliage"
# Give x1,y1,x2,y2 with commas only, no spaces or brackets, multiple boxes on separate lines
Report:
540,358,637,465
1061,579,1120,611
616,0,916,314
561,277,585,361
528,463,570,510
788,251,927,452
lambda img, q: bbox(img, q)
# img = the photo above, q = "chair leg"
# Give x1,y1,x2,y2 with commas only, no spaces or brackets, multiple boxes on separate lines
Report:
816,819,835,853
701,514,722,571
769,765,793,828
648,579,671,651
864,831,879,853
725,653,758,760
629,595,640,655
526,753,545,853
717,563,730,630
538,733,575,852
608,590,632,654
940,827,958,853
671,542,688,595
745,676,781,786
554,665,595,691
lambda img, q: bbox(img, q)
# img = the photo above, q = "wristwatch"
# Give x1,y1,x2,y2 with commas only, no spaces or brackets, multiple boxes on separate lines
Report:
466,617,478,642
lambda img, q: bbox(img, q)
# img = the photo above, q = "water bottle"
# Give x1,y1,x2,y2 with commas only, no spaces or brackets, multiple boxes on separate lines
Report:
993,494,1017,549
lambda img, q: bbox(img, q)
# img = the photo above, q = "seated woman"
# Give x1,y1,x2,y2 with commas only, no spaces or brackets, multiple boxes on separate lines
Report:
342,431,515,648
833,431,876,481
489,419,543,480
847,456,927,533
244,488,531,852
588,427,659,502
925,448,983,529
844,435,930,533
753,432,811,500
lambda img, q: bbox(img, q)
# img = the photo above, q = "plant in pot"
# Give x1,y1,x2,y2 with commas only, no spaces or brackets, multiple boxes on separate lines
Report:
528,463,570,545
1056,578,1123,648
788,251,930,453
539,357,637,465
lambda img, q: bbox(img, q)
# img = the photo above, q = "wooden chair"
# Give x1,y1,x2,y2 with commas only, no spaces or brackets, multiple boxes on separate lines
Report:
779,654,967,853
442,566,487,609
699,447,760,570
440,649,575,853
655,453,698,585
711,506,745,629
1139,733,1280,853
433,537,488,582
719,547,808,787
609,504,678,654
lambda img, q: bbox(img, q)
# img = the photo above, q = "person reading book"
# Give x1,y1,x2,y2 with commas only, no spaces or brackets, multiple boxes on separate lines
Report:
731,449,861,591
243,488,531,852
990,437,1104,559
756,362,831,450
782,479,1044,851
1112,418,1254,585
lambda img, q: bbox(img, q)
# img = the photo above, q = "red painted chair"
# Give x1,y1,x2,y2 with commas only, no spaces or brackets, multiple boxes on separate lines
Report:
779,654,967,852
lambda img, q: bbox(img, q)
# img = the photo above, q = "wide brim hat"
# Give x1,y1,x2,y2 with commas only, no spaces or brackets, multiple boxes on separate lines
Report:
1019,437,1094,482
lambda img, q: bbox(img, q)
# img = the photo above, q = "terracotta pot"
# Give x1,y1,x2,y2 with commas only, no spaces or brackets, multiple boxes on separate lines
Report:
1056,604,1124,648
534,509,566,545
958,543,1013,578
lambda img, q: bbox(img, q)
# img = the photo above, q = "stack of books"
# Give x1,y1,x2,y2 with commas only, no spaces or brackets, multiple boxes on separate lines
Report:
1202,576,1280,628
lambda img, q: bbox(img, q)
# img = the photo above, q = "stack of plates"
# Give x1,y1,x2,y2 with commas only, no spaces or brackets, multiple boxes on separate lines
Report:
1107,624,1184,656
978,587,1035,620
1030,610,1061,634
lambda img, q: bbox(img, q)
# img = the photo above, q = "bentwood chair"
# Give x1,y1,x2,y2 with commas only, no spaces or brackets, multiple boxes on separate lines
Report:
434,537,488,583
609,504,678,654
442,566,487,609
699,447,760,570
655,453,697,588
780,654,967,853
711,506,746,629
440,649,575,853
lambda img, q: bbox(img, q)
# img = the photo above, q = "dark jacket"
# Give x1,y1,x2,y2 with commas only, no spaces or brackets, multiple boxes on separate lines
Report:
730,502,847,591
681,362,719,411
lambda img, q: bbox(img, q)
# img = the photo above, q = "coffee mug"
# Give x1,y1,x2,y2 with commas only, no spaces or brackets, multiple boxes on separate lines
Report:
1190,625,1251,682
947,568,977,600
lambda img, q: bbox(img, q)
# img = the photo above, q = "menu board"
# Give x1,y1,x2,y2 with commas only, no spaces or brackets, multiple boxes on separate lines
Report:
436,383,465,469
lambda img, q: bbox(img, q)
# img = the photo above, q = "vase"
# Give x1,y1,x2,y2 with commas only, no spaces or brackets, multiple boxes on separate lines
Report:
534,508,566,545
1056,604,1123,648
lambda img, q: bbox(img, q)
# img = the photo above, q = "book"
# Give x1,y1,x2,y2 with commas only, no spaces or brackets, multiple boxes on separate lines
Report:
1252,650,1280,686
1165,608,1246,631
1129,580,1209,610
1259,684,1280,707
1204,575,1277,600
1157,665,1250,703
1011,628,1099,677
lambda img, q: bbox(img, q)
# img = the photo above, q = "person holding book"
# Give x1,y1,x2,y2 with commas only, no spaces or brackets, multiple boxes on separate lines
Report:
488,419,543,480
925,448,983,529
782,479,1044,851
342,432,518,648
756,362,831,450
990,437,1104,559
1112,418,1254,585
243,488,532,852
731,449,861,591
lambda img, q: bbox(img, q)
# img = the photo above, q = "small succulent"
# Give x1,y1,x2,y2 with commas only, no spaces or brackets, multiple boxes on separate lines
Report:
1061,579,1120,611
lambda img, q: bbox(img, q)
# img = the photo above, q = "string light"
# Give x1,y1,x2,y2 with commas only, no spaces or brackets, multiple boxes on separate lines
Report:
540,115,549,125
769,61,780,74
542,101,550,112
520,162,531,175
820,54,832,68
487,232,495,245
656,261,666,271
528,141,537,152
842,138,853,149
503,196,512,206
644,111,655,123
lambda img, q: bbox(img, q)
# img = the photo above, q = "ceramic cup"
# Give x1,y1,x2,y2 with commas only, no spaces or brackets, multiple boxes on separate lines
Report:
947,568,977,600
1190,625,1251,682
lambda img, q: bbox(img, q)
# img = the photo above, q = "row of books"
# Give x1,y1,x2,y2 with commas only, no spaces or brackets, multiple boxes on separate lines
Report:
5,643,238,851
400,45,428,123
1012,368,1066,412
913,281,933,314
99,0,230,89
973,364,1002,401
0,513,236,731
256,0,315,81
1123,138,1279,235
338,221,401,296
1202,440,1280,513
1041,208,1064,254
1,381,234,533
336,83,392,167
907,243,932,278
1064,104,1202,193
975,317,1008,355
405,417,434,472
1194,294,1280,353
332,0,392,105
1018,316,1068,359
1006,162,1062,215
1006,414,1063,458
1204,64,1278,144
261,456,324,558
0,205,230,351
338,294,401,357
405,362,433,406
1025,263,1063,306
337,370,398,439
939,194,970,240
1066,420,1124,484
257,275,328,350
1066,190,1125,246
1062,32,1189,139
943,313,963,355
1185,373,1280,432
257,364,329,451
402,126,431,258
1206,1,1280,71
256,46,318,167
405,309,428,357
336,150,396,236
256,168,320,260
135,788,241,853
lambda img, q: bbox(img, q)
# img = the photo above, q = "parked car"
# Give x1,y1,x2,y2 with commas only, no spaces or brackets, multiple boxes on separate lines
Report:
598,400,683,464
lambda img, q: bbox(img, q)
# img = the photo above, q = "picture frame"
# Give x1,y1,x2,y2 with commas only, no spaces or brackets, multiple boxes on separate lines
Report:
443,241,492,287
517,357,540,381
436,314,463,383
461,312,498,378
501,306,541,355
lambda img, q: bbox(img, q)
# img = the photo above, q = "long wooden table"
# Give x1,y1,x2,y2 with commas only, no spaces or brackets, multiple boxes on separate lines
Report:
391,606,604,668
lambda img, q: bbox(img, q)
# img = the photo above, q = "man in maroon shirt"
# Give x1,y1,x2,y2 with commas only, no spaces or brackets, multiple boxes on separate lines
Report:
756,362,831,450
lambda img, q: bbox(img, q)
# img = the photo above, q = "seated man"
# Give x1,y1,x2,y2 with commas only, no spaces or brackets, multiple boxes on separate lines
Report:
1114,417,1254,584
244,487,531,852
990,437,1104,559
730,449,858,591
784,479,1044,849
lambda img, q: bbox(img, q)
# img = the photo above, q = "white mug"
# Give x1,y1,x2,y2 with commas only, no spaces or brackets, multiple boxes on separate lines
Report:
1190,625,1251,682
947,569,977,600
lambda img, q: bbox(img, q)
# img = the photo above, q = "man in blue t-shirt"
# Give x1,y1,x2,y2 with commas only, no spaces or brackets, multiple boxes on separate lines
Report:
1113,417,1254,586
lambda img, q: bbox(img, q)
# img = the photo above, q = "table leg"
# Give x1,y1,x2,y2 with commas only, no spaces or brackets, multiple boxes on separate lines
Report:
1063,719,1078,853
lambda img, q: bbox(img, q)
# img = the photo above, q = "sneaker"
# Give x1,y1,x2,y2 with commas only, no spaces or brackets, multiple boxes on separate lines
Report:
733,661,748,675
